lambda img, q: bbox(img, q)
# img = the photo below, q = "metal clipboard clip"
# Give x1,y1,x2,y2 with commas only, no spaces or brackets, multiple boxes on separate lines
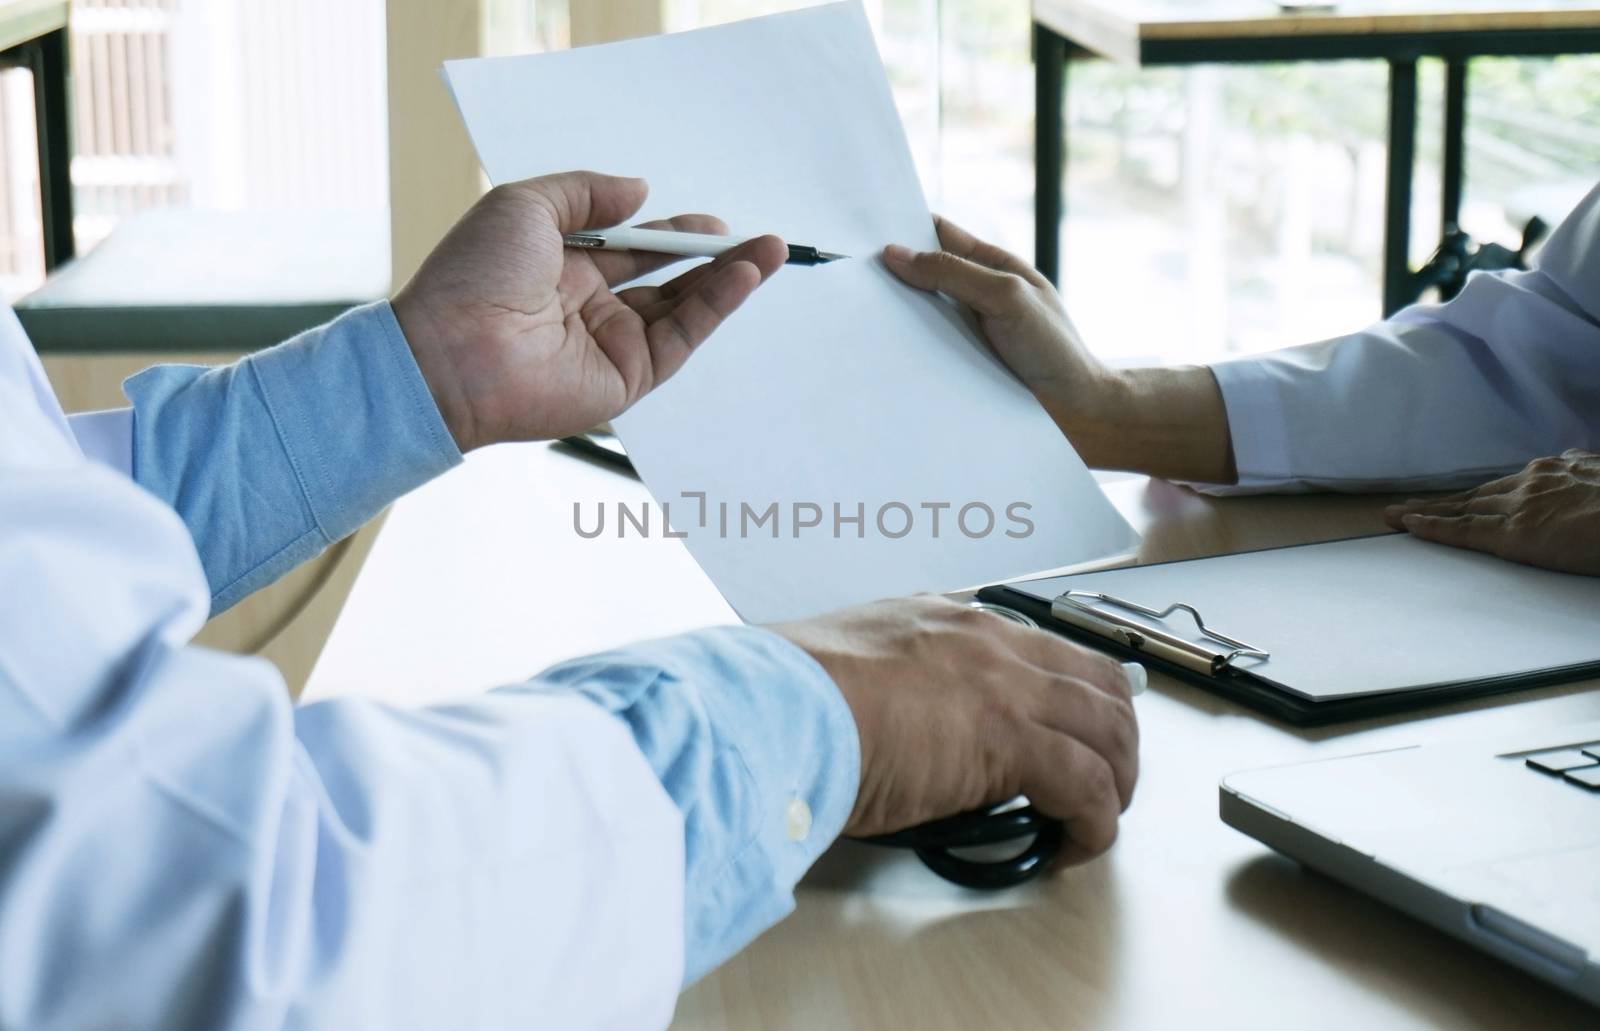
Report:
1050,590,1270,677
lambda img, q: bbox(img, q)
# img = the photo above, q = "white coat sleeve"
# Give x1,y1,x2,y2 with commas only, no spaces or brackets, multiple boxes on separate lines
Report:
1201,180,1600,494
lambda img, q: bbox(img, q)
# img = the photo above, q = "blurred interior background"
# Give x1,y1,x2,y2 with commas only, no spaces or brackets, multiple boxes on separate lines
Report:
2,0,1597,364
1,0,1594,689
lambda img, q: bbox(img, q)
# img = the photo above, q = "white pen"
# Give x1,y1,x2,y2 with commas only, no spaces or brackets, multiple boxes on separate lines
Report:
562,226,848,266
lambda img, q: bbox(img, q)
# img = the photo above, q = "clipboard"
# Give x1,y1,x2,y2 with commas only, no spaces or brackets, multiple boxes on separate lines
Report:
977,533,1600,726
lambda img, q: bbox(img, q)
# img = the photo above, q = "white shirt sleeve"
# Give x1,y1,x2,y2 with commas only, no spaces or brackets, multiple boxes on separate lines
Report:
0,375,685,1028
1201,179,1600,495
66,407,133,475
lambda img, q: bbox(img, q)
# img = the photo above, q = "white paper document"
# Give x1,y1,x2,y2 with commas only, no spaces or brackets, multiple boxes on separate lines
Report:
443,1,1137,622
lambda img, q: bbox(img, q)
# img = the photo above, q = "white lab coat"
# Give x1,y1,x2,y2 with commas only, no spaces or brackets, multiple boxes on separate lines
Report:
0,306,685,1028
1208,180,1600,494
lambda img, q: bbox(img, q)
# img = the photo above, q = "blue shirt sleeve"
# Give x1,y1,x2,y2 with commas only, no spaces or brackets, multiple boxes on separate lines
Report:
100,300,861,991
122,301,462,612
531,625,859,984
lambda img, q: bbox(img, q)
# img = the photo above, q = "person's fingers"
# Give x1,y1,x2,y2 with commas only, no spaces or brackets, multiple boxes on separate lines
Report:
1012,724,1123,865
1384,487,1480,528
1387,494,1506,518
1462,493,1517,515
932,215,1049,288
1026,673,1138,810
508,170,649,234
614,284,666,315
662,235,786,293
881,244,1028,317
1009,626,1133,703
1385,498,1445,529
1471,470,1535,497
1384,491,1516,529
1385,471,1529,523
619,235,785,322
641,258,767,384
1400,512,1509,554
589,213,731,286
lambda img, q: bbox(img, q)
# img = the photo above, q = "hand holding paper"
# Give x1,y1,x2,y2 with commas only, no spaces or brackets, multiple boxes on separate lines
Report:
443,2,1138,622
884,216,1237,486
392,171,787,451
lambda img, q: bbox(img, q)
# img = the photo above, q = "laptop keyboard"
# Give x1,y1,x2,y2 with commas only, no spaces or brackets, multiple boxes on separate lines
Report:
1525,745,1600,792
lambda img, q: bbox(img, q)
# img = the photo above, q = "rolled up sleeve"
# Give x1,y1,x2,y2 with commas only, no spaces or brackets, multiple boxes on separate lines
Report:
123,301,462,611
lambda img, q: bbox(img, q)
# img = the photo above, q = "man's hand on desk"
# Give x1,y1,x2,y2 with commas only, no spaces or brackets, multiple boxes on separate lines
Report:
392,170,788,452
882,216,1237,485
1385,450,1600,576
774,596,1140,866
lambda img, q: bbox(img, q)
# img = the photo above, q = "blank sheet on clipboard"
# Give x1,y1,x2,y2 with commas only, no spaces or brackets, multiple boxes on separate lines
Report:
1010,533,1600,701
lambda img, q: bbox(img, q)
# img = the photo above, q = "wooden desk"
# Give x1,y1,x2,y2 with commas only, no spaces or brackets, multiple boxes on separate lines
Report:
0,0,73,270
1031,0,1600,315
305,443,1600,1027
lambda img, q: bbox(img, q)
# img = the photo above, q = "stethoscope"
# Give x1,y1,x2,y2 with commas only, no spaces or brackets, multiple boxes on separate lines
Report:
857,601,1069,890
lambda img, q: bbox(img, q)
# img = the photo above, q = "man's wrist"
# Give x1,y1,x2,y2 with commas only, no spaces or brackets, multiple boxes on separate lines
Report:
1036,366,1134,468
1043,366,1237,484
391,289,481,453
530,625,859,984
767,623,875,836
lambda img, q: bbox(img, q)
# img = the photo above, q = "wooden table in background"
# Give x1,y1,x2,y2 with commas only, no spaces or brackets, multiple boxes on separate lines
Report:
1031,0,1600,315
306,443,1600,1028
0,0,73,270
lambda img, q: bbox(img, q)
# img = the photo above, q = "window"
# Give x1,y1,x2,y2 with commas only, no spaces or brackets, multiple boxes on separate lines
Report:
0,0,386,302
665,0,1600,366
5,0,1595,358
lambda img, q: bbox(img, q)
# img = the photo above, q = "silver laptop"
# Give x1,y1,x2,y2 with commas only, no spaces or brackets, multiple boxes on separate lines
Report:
1221,720,1600,1006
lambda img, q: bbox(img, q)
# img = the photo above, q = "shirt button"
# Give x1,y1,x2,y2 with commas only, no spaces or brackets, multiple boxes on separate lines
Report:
785,797,812,842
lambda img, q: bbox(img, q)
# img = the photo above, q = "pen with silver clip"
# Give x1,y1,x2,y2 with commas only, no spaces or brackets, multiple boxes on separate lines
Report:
563,227,848,266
